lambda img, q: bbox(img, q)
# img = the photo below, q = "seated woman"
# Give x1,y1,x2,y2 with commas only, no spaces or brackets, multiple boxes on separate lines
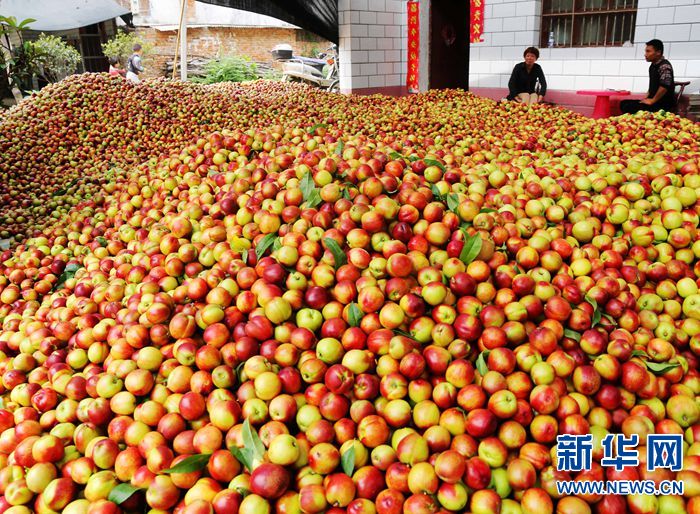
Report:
507,47,547,105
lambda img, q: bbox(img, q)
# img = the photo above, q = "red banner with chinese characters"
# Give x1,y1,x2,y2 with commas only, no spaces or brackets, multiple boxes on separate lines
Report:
471,0,484,43
407,1,419,92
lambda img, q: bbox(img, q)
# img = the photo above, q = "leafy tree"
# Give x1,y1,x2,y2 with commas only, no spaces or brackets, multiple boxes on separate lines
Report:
32,34,81,83
0,16,36,101
101,31,152,66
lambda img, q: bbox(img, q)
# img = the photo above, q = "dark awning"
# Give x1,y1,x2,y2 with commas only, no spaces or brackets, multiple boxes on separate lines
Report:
196,0,339,43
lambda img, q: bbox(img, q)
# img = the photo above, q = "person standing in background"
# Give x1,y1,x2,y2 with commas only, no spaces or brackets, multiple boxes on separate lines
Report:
126,44,144,83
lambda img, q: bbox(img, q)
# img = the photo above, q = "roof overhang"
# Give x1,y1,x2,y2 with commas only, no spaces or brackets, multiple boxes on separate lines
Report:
196,0,338,43
0,0,129,31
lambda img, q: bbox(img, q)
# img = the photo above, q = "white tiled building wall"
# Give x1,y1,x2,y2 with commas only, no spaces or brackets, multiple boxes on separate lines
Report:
470,0,700,93
338,0,410,91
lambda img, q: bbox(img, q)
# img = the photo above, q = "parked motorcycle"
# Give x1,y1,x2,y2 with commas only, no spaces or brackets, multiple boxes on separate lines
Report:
271,44,339,93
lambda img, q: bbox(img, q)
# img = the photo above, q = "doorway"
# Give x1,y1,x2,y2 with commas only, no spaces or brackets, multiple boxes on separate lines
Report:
429,0,469,90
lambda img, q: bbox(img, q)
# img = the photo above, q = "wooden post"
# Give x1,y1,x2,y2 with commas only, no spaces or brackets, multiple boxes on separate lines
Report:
180,0,188,81
172,0,186,80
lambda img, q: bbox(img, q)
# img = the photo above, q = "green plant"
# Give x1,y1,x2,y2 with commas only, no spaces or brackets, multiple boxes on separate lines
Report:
32,34,81,83
303,45,321,58
101,31,152,65
0,16,36,100
193,55,265,84
10,41,42,90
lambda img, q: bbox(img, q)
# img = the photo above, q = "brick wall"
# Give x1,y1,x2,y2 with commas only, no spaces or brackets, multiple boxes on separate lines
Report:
470,0,700,96
135,26,329,78
338,0,410,93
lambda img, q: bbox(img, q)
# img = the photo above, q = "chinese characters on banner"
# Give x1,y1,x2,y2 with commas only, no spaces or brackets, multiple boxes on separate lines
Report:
407,1,419,92
471,0,485,43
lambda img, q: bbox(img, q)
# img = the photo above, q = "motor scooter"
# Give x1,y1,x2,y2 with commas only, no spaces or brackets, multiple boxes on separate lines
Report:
271,44,339,92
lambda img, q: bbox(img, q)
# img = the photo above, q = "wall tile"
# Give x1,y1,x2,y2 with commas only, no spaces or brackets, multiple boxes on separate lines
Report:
377,37,394,49
385,49,401,62
360,38,377,50
636,8,648,25
385,0,404,13
385,24,401,37
369,74,386,87
353,50,369,63
502,17,524,32
670,42,700,58
514,31,536,45
575,75,603,89
351,75,369,88
603,76,635,90
619,60,648,75
369,0,386,12
633,76,650,91
547,75,576,90
349,0,368,10
516,1,538,16
655,24,692,42
526,15,541,31
501,46,523,60
385,73,401,86
604,46,639,59
493,3,518,18
491,61,513,74
598,59,621,76
377,62,393,74
478,74,503,87
673,61,687,76
647,7,676,25
352,24,368,38
576,48,606,59
360,63,377,75
377,12,395,24
480,47,503,60
487,18,504,32
359,11,377,24
544,60,563,74
471,61,491,74
368,25,385,37
369,50,385,62
492,31,516,46
564,60,590,75
685,60,700,77
549,47,578,60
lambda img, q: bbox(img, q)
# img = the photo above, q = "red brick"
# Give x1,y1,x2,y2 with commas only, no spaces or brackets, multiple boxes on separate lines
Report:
135,26,330,78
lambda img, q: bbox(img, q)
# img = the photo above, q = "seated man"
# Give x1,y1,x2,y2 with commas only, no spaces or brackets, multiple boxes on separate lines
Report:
621,39,675,114
506,47,547,105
